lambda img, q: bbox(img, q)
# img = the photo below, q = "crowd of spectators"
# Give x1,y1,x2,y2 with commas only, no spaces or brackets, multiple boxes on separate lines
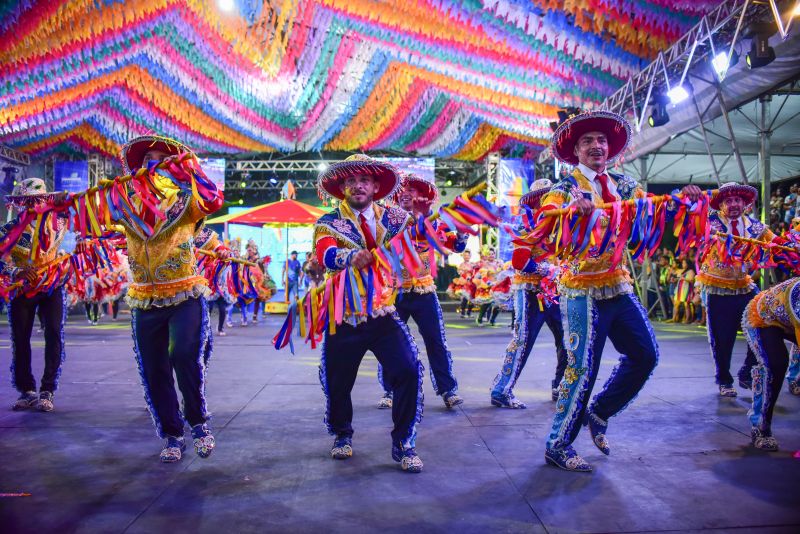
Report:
652,248,704,325
768,183,800,234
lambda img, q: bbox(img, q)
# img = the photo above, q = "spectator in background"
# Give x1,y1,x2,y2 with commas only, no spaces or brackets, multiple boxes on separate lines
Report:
657,255,673,318
670,257,695,324
783,184,797,224
282,250,302,300
770,191,782,225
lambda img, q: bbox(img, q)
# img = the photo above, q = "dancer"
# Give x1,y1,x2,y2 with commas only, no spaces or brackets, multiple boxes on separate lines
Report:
541,110,702,472
490,179,567,409
195,226,233,336
314,155,424,473
741,277,800,450
0,178,68,412
377,172,466,410
696,182,780,397
474,247,502,325
448,249,475,318
118,135,223,463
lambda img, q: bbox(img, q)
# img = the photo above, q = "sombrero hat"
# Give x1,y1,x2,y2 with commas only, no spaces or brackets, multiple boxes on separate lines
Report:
318,154,400,201
552,110,631,166
395,171,438,203
709,182,758,211
4,177,60,209
120,135,193,174
519,178,553,208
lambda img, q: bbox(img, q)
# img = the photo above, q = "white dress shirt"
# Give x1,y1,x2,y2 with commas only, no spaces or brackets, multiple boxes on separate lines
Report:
577,162,619,199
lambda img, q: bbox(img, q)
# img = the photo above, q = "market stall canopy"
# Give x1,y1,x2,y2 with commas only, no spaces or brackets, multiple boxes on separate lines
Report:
0,0,720,162
206,199,329,228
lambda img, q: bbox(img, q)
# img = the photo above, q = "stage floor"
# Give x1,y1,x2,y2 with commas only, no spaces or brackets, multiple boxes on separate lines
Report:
1,309,799,533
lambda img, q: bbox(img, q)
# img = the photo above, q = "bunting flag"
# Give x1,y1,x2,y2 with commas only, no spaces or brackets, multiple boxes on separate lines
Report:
701,231,800,275
0,1,716,161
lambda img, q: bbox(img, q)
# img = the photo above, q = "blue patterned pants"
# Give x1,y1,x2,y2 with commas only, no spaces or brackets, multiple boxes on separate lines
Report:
491,289,567,399
379,291,457,396
743,325,794,434
547,293,659,451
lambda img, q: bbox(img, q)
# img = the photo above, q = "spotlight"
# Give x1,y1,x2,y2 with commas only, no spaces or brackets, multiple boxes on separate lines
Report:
269,177,278,185
795,3,800,17
667,84,690,104
218,0,235,12
317,162,329,172
238,198,244,205
746,23,776,69
240,181,247,188
445,179,454,187
449,170,456,175
648,92,670,128
711,50,739,79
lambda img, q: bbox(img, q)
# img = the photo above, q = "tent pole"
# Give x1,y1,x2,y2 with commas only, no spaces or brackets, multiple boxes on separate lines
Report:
284,222,289,303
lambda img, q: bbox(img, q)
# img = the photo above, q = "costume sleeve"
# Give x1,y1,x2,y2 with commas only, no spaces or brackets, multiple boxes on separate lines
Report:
0,220,20,278
314,227,355,271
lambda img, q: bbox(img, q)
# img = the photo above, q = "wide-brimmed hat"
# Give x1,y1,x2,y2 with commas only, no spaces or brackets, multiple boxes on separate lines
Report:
519,178,553,208
318,154,400,201
709,182,758,210
395,171,438,203
552,110,631,166
5,177,58,208
120,135,193,174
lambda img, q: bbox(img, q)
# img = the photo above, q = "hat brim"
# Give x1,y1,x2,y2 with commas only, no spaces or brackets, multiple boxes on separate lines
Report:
398,175,438,203
552,112,631,165
709,185,758,210
318,160,400,201
519,187,550,208
121,136,191,174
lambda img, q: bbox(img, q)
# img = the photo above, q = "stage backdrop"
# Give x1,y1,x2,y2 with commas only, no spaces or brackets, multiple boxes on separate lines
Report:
54,161,90,253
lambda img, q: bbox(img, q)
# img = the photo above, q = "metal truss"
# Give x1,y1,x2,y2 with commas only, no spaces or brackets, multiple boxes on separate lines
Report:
484,153,501,250
598,0,794,132
0,144,30,166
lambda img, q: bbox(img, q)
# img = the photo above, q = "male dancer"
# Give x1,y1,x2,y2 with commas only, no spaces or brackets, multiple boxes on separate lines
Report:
315,155,424,473
741,277,800,450
1,178,68,412
456,250,476,318
490,179,567,409
377,172,466,410
541,110,702,472
697,183,780,397
118,135,223,463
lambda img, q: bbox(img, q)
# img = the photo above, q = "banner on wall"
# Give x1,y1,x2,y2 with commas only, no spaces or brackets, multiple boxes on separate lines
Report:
54,160,89,193
199,158,226,192
496,159,535,262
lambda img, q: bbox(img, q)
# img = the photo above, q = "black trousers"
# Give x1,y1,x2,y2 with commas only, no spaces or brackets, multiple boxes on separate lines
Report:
131,297,212,438
320,313,423,446
85,302,99,322
706,291,757,386
387,291,457,396
211,298,229,332
459,297,472,316
9,288,66,393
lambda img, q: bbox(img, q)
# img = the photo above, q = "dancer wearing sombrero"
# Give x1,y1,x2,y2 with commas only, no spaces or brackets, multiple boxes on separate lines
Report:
1,178,68,412
741,277,800,451
490,179,567,409
697,183,779,397
314,155,424,473
376,172,466,411
541,111,702,472
117,135,224,463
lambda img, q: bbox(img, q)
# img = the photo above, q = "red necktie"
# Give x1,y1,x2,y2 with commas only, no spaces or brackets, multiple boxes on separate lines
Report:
731,219,740,236
359,213,377,250
596,173,616,203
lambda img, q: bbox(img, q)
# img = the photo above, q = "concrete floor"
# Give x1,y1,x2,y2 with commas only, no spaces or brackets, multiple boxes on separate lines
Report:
0,306,799,534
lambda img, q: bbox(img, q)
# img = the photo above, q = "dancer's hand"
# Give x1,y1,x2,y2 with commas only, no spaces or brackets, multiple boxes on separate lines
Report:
573,198,595,216
681,185,703,203
351,249,374,270
15,266,38,284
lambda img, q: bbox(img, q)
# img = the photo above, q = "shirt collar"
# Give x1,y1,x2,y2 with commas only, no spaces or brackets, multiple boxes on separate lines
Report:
355,204,375,222
577,162,607,182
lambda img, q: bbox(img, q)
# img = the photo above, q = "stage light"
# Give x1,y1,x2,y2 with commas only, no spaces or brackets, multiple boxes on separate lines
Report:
317,162,329,172
667,84,690,104
445,179,454,187
711,50,739,78
218,0,235,12
794,3,800,17
269,177,278,185
238,198,244,205
746,24,776,69
240,181,247,188
648,92,670,128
